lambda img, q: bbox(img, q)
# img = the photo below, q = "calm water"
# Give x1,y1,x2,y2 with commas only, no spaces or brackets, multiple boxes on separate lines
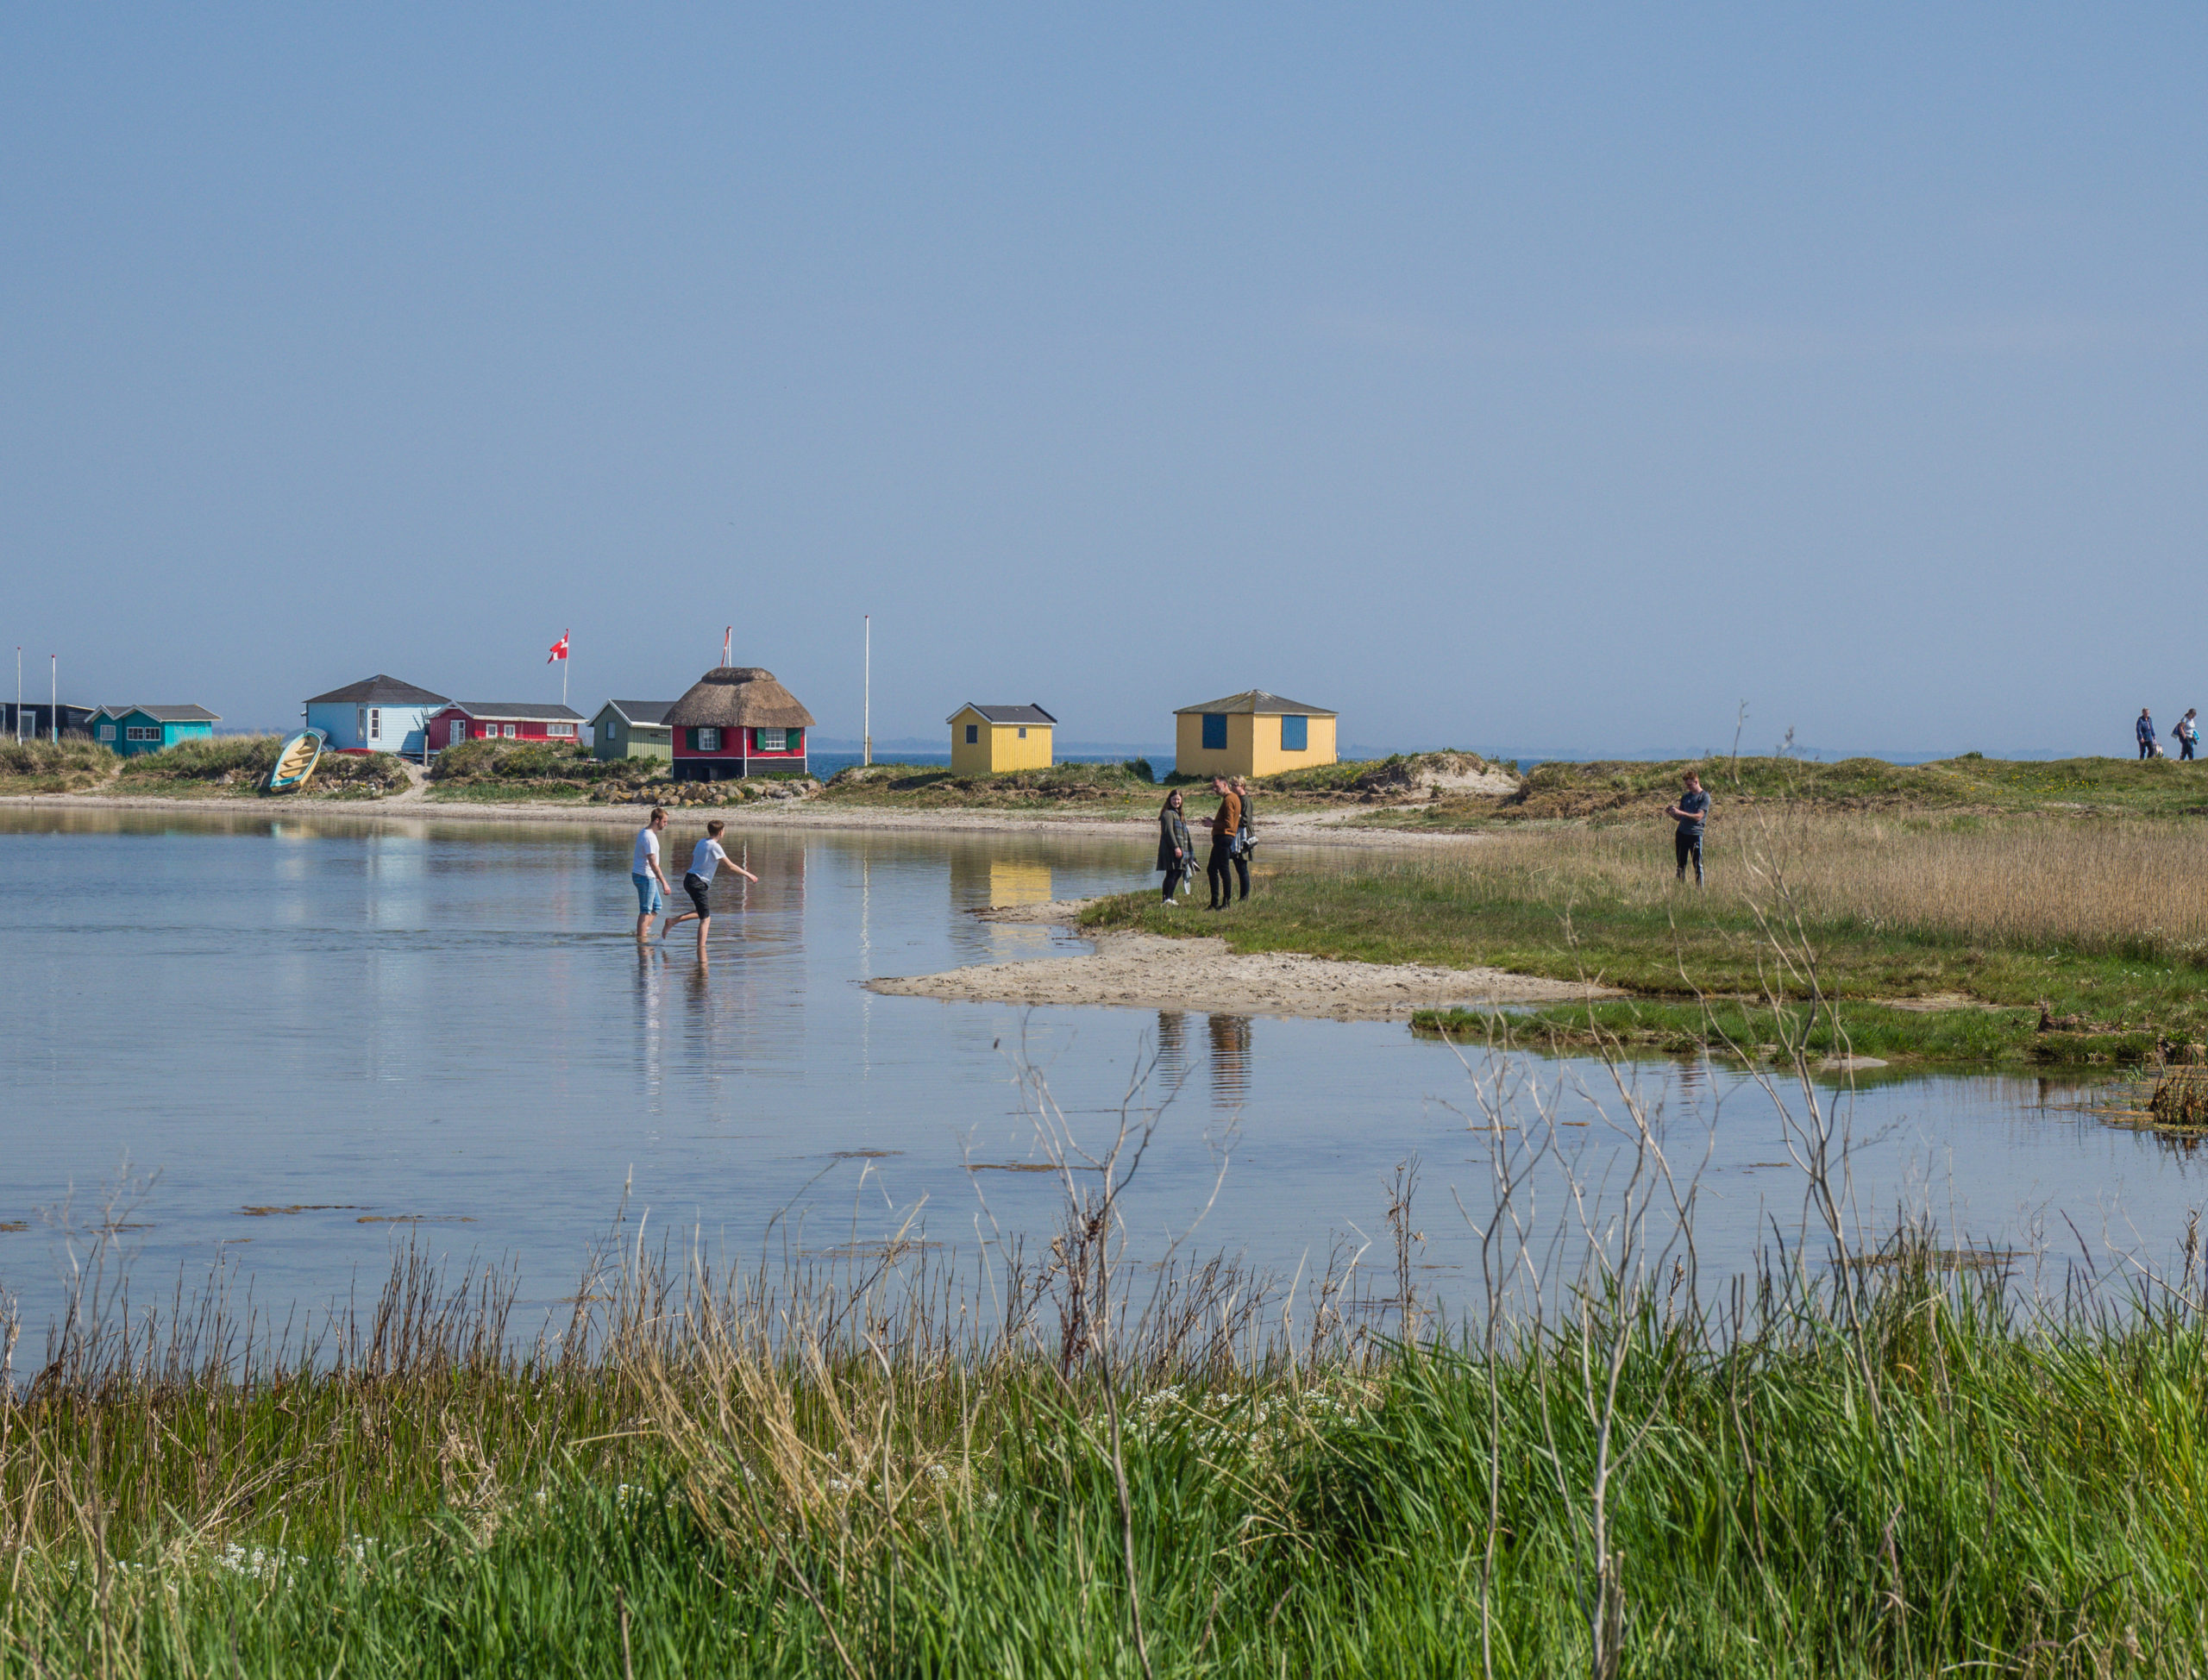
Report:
3,808,2205,1333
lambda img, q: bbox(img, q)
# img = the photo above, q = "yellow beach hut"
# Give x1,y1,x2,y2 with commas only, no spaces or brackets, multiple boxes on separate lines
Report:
949,704,1056,774
1173,690,1338,780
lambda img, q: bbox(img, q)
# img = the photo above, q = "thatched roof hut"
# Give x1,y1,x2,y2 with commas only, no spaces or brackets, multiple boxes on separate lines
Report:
665,667,816,730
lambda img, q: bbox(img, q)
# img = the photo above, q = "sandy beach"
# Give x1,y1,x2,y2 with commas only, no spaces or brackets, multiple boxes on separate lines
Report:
865,900,1609,1022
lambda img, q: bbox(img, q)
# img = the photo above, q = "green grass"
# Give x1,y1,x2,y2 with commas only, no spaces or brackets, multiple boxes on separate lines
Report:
1365,751,2208,830
1083,838,2208,1052
818,758,1164,812
0,737,116,793
102,736,411,797
7,1235,2208,1674
1411,998,2174,1068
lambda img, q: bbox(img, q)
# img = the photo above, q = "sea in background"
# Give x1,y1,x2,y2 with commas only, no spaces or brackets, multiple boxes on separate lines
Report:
4,808,2207,1344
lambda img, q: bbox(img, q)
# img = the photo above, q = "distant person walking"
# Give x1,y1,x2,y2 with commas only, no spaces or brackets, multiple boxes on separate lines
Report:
631,807,673,943
2178,710,2199,762
1157,789,1193,905
1667,771,1711,887
1206,776,1243,911
1230,776,1256,902
661,819,759,956
2139,708,2157,760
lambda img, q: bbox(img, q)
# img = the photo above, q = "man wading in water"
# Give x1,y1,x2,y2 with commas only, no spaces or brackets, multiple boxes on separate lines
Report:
661,818,759,957
1667,771,1711,887
631,807,674,943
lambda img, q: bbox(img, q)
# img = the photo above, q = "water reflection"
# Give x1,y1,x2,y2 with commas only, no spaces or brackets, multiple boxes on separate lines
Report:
1155,1010,1190,1087
1208,1014,1251,1108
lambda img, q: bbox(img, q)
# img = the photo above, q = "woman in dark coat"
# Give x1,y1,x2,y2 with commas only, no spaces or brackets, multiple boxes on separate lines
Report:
1157,789,1193,904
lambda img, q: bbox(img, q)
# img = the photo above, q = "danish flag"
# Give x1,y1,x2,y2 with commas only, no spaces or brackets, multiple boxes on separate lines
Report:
548,630,569,663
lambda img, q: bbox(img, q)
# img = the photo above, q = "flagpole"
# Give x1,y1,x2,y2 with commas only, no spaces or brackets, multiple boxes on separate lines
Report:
51,655,57,743
862,614,871,768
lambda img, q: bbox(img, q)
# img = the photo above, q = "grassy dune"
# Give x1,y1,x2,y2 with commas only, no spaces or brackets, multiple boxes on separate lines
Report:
104,735,411,797
0,738,116,793
1088,809,2208,1056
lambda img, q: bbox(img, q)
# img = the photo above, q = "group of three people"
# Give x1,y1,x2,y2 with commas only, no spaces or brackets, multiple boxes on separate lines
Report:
630,806,758,955
1157,774,1256,909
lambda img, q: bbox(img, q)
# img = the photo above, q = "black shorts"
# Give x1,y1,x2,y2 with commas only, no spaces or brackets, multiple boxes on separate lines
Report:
682,872,713,918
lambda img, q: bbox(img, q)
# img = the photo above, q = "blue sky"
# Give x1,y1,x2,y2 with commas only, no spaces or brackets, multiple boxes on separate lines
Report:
3,5,2202,754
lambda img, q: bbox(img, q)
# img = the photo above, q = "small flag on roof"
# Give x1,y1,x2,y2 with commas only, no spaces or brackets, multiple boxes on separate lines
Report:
548,630,569,663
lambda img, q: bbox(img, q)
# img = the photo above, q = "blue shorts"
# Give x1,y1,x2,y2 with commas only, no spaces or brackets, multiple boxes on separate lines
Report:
632,873,662,914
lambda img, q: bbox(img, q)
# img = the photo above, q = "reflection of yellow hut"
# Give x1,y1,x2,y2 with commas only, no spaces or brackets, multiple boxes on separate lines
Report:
988,861,1053,906
1173,690,1338,779
949,704,1056,774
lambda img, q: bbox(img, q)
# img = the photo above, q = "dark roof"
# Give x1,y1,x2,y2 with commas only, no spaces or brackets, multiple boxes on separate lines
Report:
1173,689,1336,718
664,668,816,730
948,703,1057,726
304,674,449,706
445,702,586,721
91,704,221,724
594,699,677,727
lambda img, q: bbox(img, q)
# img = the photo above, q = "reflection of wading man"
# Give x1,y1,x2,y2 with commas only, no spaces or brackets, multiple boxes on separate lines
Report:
660,819,759,957
1666,771,1711,887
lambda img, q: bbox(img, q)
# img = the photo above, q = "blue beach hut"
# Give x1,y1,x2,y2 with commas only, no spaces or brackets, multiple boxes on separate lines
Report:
304,675,448,758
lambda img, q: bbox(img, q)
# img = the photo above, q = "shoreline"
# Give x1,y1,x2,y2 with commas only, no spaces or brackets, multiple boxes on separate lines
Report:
0,787,1488,848
864,900,1609,1022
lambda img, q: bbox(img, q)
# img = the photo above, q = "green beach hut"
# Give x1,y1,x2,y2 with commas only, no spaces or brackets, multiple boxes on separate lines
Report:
590,699,677,762
90,705,220,757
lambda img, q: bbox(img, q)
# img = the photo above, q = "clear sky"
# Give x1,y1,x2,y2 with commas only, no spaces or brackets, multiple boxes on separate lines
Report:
3,6,2202,755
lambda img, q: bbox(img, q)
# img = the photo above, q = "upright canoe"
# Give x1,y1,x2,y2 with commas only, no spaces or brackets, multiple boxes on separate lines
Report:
265,728,325,794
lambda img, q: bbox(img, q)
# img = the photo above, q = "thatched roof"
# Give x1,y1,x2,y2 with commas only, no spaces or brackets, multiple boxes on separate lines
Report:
664,667,816,730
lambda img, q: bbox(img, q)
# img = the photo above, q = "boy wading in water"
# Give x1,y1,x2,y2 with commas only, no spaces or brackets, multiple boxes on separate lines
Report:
661,819,759,956
1667,772,1711,886
631,808,674,943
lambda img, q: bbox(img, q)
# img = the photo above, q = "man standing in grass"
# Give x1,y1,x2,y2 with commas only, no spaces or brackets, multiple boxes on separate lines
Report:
661,818,760,956
1206,776,1242,910
2139,708,2158,760
631,807,673,943
1667,772,1710,887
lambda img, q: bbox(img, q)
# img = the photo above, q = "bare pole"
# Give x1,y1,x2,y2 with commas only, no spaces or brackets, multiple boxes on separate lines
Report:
862,614,871,767
14,647,20,743
49,655,56,743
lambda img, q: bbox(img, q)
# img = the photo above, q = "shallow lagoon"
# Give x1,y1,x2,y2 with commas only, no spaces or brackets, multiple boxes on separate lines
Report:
3,808,2205,1333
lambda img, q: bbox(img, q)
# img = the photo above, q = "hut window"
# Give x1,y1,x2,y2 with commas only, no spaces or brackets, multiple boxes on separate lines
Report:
97,724,115,742
1017,727,1027,739
549,722,575,738
757,728,787,752
1280,715,1308,751
126,725,160,743
694,728,721,752
1201,714,1227,750
367,708,382,742
965,724,978,744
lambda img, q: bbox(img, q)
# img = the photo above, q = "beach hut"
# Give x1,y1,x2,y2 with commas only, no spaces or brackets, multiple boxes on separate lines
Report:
590,699,678,762
88,705,220,757
304,675,449,758
665,667,815,781
948,704,1056,774
1172,690,1338,780
425,702,586,752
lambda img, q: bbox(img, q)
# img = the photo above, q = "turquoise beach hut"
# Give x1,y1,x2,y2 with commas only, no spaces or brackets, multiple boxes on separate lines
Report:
89,705,220,757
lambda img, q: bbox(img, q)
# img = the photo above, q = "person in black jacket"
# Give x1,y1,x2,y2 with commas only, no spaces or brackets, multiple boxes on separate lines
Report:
1157,789,1193,905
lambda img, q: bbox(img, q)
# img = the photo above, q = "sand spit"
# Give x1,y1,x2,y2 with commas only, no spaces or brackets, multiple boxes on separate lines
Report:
0,790,1488,848
866,900,1613,1023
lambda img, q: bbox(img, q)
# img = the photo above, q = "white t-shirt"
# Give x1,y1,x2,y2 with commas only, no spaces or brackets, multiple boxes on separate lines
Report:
632,827,660,875
688,837,731,882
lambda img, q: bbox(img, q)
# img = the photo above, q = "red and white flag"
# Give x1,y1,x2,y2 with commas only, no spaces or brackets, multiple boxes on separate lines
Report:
548,630,569,663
